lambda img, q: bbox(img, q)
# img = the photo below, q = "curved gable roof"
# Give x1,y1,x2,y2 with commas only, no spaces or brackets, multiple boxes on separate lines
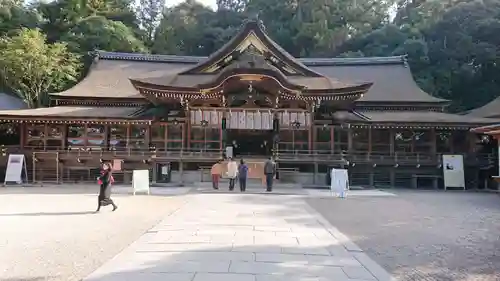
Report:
51,51,446,105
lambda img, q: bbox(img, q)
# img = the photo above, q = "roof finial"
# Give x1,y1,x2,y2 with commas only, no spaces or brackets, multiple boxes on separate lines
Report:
255,13,266,31
242,12,266,31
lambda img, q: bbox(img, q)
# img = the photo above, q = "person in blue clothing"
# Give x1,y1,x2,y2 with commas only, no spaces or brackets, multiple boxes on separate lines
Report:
238,159,249,192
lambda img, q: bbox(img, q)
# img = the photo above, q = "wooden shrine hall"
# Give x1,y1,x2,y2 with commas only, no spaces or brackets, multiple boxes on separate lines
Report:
0,20,498,188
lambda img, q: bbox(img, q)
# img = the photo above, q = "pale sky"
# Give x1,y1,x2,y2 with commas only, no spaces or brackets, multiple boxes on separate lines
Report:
166,0,217,9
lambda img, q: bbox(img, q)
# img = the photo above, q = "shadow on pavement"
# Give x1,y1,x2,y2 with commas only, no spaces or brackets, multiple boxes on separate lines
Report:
0,211,97,216
0,276,50,281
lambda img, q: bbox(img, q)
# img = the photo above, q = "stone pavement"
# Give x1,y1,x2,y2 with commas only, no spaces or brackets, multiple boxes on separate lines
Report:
84,193,395,281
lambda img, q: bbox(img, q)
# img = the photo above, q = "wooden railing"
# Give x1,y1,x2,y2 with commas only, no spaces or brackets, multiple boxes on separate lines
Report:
0,145,495,166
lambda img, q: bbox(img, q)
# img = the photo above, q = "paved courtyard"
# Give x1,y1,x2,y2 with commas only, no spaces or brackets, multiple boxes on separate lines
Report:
306,191,500,281
0,187,186,281
3,186,500,281
84,193,392,281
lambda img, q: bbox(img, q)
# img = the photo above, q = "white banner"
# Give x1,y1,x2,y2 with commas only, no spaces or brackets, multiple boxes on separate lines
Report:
132,170,150,195
442,154,465,190
4,154,27,186
330,168,349,198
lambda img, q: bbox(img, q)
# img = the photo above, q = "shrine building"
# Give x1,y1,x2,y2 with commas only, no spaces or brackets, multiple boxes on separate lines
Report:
0,20,498,188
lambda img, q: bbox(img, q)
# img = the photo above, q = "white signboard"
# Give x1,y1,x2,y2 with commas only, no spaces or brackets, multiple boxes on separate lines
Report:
225,146,233,159
442,154,465,190
132,169,150,195
330,168,349,198
4,154,27,186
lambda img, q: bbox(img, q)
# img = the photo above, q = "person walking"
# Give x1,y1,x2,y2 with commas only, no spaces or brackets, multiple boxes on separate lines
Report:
238,159,249,192
226,158,238,191
211,160,222,190
263,157,276,192
96,162,117,212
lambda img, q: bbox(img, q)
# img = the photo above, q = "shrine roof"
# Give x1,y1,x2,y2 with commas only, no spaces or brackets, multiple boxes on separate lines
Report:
131,71,370,92
51,51,446,105
96,51,407,66
471,123,500,134
465,96,500,118
0,106,147,124
347,110,498,128
0,93,27,110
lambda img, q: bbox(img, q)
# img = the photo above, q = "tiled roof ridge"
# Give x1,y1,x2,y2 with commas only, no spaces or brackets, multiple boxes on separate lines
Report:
94,50,407,66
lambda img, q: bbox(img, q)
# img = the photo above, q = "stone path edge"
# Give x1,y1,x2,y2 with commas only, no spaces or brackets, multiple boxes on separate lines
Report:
300,200,398,281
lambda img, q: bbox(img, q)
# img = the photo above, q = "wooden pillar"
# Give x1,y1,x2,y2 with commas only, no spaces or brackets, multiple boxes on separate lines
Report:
330,126,334,154
126,124,131,150
449,130,455,153
165,123,169,151
431,128,437,154
347,126,353,153
182,123,186,150
43,124,48,151
410,129,415,153
308,110,313,152
61,124,67,150
368,127,372,155
389,128,395,155
186,110,190,150
313,162,318,185
144,125,150,150
19,123,25,149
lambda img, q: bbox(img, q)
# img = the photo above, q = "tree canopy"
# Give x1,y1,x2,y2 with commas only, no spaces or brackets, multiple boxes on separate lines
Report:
0,28,80,108
0,0,500,111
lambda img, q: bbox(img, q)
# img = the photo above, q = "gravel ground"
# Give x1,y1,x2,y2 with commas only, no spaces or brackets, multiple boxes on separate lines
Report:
0,187,185,281
306,191,500,281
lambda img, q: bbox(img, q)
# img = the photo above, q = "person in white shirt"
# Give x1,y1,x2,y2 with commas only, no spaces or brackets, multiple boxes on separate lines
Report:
226,158,238,191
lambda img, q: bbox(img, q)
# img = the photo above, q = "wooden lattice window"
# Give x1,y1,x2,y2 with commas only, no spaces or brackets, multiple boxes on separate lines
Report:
352,128,369,152
166,124,183,150
278,129,308,152
109,125,127,150
67,125,86,149
371,129,391,153
314,126,332,152
333,127,348,153
45,125,64,150
86,125,105,149
190,127,220,151
25,124,45,150
413,129,433,153
150,124,166,151
129,125,148,150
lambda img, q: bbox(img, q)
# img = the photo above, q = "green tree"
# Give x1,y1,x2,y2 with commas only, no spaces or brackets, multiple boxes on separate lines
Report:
0,28,81,108
152,0,219,55
62,15,146,53
0,0,40,36
137,0,165,46
36,0,139,43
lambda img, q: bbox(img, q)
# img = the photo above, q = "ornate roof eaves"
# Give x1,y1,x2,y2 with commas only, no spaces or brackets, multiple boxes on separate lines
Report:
95,50,408,67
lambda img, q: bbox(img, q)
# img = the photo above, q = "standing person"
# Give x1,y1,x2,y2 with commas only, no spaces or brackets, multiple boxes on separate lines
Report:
211,160,222,190
263,157,276,192
226,158,238,191
238,159,249,192
96,162,117,212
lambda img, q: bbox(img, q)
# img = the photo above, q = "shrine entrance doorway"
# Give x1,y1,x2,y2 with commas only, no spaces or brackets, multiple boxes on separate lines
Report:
227,129,273,157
